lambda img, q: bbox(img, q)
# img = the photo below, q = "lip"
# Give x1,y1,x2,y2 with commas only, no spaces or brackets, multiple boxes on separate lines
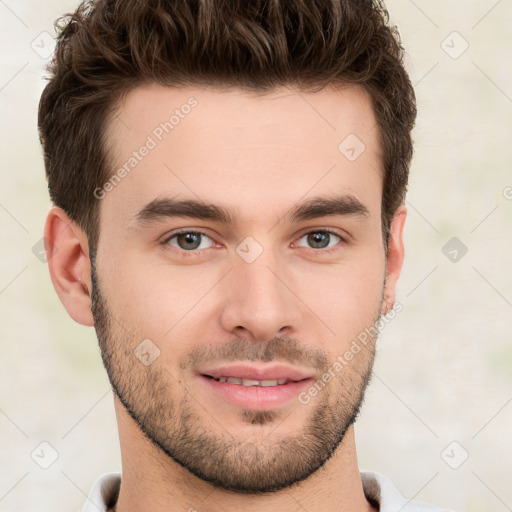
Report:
198,363,314,382
198,374,314,410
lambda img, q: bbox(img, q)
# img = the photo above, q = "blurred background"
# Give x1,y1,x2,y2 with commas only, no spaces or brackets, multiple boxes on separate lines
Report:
1,1,511,511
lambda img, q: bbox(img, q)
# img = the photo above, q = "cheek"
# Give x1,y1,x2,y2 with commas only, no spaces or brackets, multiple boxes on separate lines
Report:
97,235,386,345
98,251,217,339
297,254,386,337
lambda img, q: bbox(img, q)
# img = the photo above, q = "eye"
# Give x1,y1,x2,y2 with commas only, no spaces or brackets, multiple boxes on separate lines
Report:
295,230,343,251
163,230,215,252
161,228,345,257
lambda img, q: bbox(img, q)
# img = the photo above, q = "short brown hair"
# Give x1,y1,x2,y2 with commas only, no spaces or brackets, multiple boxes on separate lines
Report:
38,0,416,253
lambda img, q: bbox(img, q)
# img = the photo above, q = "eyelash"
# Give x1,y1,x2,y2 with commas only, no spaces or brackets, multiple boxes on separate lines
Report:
161,228,346,257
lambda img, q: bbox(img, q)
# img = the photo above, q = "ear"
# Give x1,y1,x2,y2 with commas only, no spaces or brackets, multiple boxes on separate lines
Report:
44,206,94,326
381,205,407,315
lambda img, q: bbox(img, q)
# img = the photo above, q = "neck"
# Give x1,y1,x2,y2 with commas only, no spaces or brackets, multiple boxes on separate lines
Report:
113,396,375,512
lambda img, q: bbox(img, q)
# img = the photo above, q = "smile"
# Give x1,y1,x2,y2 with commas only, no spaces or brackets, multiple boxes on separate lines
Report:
205,375,294,386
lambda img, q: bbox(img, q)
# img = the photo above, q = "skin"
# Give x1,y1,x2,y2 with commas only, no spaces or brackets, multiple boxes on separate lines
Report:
44,82,406,512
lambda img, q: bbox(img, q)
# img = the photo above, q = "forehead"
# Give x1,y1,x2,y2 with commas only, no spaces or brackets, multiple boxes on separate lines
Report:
108,82,379,153
101,82,382,229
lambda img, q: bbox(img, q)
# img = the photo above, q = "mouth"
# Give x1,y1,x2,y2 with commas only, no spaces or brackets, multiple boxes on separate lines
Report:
202,374,302,387
197,364,315,410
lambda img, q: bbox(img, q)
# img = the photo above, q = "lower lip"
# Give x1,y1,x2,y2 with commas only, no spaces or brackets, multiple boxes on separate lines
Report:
198,375,314,410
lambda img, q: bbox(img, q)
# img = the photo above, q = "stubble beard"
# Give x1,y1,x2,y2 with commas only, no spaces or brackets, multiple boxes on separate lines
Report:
90,259,381,494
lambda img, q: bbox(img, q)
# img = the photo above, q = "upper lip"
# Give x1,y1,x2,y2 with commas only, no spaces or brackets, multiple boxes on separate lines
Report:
199,364,314,382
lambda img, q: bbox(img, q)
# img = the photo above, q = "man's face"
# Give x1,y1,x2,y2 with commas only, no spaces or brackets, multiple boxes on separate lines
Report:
91,83,396,493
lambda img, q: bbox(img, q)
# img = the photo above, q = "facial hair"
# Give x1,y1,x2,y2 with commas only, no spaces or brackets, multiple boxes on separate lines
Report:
90,256,382,494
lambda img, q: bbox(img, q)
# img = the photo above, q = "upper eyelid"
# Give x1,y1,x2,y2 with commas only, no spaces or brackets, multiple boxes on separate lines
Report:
162,228,215,246
295,227,346,239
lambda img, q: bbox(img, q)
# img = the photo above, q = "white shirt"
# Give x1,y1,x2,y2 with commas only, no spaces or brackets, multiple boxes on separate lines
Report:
81,470,455,511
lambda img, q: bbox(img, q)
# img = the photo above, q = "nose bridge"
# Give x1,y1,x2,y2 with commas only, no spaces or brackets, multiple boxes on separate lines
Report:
237,238,288,309
220,236,299,339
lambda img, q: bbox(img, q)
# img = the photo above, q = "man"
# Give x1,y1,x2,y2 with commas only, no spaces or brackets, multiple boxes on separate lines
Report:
38,0,453,510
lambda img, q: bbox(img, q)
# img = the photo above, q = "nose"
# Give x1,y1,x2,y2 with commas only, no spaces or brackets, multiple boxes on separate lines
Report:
219,245,302,342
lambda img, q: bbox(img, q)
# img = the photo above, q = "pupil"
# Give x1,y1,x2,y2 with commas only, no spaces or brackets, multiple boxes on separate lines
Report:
309,231,329,249
178,232,201,250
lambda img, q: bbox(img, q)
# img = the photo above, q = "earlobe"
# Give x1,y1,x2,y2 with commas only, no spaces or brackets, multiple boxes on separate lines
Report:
44,206,94,326
381,205,407,316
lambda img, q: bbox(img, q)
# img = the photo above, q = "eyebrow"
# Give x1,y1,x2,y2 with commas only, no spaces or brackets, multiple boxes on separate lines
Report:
133,194,369,227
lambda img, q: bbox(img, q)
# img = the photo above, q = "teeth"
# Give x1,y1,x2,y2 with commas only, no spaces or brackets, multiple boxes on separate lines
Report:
216,377,289,386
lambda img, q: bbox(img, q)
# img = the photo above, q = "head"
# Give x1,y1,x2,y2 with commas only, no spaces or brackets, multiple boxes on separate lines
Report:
40,0,416,494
